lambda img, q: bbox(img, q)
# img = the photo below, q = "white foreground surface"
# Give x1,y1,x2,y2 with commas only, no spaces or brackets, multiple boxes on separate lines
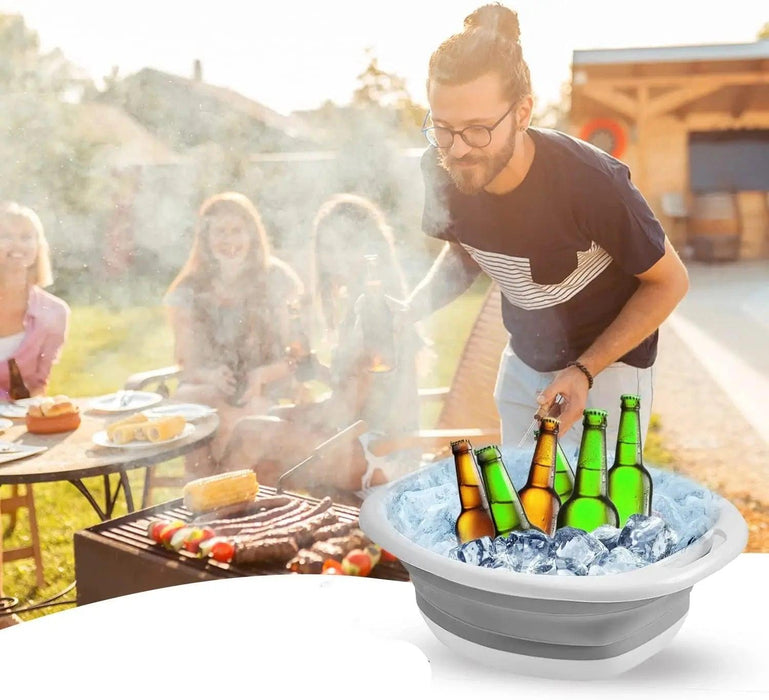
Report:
1,554,766,699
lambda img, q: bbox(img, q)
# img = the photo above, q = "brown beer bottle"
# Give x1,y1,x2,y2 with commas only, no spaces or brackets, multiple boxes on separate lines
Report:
519,417,562,537
452,439,495,543
7,358,31,400
360,254,396,373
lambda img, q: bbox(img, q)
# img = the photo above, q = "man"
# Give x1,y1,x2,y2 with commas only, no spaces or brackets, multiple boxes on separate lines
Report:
404,4,689,455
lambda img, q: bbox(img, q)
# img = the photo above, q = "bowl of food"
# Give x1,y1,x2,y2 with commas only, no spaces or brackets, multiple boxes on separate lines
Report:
359,447,748,680
26,395,81,434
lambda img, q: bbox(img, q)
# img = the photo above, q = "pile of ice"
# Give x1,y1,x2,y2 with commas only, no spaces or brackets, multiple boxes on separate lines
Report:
384,446,722,576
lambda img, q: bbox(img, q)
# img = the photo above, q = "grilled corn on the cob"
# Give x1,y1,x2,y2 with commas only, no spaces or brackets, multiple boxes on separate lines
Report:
183,469,259,513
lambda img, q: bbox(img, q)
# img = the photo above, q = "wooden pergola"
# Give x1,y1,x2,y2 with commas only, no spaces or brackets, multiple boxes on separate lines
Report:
570,41,769,193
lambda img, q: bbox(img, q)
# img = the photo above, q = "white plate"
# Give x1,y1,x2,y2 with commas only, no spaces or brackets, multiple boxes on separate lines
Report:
0,442,48,465
88,391,163,414
0,418,13,431
143,403,217,422
0,401,37,419
92,422,196,450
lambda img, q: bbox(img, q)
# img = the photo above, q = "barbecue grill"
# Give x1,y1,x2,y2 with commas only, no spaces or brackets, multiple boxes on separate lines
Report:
74,485,409,606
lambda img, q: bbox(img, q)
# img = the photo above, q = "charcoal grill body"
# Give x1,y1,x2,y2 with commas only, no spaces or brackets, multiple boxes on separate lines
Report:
74,487,408,606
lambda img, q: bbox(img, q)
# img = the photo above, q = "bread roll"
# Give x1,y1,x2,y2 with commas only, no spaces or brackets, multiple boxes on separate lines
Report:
45,400,77,417
144,415,186,443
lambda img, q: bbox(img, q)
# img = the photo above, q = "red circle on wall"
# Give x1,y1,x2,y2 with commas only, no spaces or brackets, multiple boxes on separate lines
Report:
579,119,627,159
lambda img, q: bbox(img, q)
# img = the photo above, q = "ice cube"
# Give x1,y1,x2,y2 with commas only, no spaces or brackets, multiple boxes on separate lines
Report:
618,514,676,563
505,530,554,573
456,536,493,566
552,527,607,575
588,546,646,575
592,524,621,550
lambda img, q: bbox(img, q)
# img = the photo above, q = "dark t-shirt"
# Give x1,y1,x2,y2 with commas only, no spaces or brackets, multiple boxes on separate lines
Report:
421,127,666,372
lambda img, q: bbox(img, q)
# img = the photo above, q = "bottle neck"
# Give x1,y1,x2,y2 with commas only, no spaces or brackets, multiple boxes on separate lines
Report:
526,431,557,488
454,451,479,487
574,424,608,497
614,407,643,467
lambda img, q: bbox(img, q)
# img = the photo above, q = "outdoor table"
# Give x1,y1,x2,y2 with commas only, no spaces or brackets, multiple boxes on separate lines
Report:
0,398,218,521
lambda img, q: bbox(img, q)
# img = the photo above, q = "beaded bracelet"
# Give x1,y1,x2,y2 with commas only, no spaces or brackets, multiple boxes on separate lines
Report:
567,360,594,389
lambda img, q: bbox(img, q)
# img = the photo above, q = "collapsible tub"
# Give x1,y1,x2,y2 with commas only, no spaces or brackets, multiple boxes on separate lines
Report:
359,462,748,680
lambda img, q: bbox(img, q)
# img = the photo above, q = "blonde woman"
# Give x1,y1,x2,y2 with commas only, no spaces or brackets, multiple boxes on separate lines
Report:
0,202,70,400
165,192,304,476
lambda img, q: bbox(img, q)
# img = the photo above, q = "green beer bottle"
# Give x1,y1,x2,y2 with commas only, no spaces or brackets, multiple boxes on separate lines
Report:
452,439,495,543
608,394,653,527
519,417,561,536
475,445,531,537
534,428,575,503
557,409,619,532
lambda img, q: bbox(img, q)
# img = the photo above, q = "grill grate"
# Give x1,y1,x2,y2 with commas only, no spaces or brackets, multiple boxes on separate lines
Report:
74,486,409,604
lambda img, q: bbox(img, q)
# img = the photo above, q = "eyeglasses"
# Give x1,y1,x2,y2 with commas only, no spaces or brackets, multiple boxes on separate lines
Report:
422,103,516,149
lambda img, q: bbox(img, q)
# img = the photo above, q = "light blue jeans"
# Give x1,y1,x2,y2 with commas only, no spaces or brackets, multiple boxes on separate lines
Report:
494,345,654,463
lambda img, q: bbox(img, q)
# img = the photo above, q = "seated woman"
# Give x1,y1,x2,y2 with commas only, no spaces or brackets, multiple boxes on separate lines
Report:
221,193,422,500
0,202,70,400
165,191,304,476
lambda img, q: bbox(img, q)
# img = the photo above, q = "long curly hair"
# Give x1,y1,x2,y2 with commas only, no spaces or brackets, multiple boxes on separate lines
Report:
310,193,407,333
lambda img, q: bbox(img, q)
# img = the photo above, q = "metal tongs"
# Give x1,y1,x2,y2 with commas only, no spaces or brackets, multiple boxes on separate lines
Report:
275,419,368,494
516,393,565,448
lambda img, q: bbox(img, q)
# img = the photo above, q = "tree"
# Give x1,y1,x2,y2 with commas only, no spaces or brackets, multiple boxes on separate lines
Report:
759,22,769,40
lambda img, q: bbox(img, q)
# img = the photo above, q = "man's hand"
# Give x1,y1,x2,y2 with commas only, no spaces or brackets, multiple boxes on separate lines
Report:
537,364,592,436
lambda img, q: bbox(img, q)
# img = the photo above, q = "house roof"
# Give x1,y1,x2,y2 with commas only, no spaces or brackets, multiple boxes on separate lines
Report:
130,68,312,142
573,40,769,67
73,102,184,167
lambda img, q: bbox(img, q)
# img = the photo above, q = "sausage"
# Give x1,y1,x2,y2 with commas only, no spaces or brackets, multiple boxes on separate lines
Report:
310,531,371,559
312,521,357,541
286,550,326,574
234,509,338,548
233,536,299,565
201,499,307,535
235,497,333,538
291,511,341,548
192,495,293,524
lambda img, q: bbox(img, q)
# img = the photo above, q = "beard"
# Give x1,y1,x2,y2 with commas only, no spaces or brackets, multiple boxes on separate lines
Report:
439,129,518,195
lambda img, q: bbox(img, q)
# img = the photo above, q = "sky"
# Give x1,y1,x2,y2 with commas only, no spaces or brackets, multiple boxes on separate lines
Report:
2,0,768,115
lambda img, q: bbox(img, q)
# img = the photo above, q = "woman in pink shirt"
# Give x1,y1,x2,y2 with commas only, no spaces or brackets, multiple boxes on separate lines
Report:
0,202,70,400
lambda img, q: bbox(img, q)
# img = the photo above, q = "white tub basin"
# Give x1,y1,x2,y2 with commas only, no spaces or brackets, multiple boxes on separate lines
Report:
359,469,748,680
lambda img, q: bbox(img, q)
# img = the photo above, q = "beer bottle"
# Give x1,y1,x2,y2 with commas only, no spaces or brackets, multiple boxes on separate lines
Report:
608,394,653,527
284,299,316,382
452,439,495,543
557,409,619,532
534,428,575,503
519,417,562,537
359,254,396,373
7,358,31,401
475,445,531,537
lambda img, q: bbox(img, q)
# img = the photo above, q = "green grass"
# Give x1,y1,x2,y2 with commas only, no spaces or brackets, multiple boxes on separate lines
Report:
1,304,177,620
2,288,672,622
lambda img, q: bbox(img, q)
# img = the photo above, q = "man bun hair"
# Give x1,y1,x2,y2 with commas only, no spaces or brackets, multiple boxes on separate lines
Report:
463,3,521,44
428,3,531,103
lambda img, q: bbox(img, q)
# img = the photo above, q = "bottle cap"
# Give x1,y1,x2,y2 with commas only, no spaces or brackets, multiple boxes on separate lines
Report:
582,408,608,426
450,439,472,452
620,394,641,408
539,417,560,433
474,445,502,463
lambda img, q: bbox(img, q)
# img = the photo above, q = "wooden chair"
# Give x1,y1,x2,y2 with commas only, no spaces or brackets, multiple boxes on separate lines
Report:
369,283,508,459
1,484,45,589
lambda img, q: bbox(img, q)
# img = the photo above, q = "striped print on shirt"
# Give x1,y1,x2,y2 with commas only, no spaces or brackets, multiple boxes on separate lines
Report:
462,242,614,311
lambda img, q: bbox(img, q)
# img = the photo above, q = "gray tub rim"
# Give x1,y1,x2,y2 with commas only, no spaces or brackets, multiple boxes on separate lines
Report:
359,481,748,604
